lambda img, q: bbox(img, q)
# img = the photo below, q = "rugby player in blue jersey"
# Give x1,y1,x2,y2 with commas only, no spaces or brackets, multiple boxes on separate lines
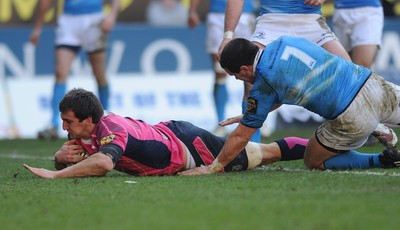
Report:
218,0,352,143
180,36,400,175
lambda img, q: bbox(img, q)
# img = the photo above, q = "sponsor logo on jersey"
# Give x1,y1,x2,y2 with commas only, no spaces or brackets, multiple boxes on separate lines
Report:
100,134,116,145
246,98,258,114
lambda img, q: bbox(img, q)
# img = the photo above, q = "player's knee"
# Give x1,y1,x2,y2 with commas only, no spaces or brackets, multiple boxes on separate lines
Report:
245,142,263,169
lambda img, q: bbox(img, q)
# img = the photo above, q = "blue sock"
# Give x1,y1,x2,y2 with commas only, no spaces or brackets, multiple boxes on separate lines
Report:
323,150,384,169
214,83,228,122
51,83,66,128
242,101,261,143
98,84,110,110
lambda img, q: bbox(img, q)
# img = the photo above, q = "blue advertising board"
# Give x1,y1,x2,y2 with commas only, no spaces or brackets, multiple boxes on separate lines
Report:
1,20,400,139
0,24,211,77
1,20,400,80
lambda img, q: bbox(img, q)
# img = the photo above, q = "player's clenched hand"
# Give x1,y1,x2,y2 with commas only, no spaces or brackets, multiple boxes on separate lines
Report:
219,115,243,127
54,140,86,164
178,165,212,176
23,164,56,179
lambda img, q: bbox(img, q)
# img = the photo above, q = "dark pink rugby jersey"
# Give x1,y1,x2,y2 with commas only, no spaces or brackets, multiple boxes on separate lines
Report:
75,113,185,176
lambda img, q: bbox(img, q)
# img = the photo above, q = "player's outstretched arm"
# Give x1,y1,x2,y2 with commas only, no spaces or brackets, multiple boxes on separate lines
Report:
23,164,57,179
23,153,114,179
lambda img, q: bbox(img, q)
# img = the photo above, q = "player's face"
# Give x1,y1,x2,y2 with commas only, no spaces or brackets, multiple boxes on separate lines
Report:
225,67,255,84
61,110,91,139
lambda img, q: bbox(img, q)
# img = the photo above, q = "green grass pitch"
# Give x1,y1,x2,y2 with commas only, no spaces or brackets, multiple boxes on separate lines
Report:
1,128,400,230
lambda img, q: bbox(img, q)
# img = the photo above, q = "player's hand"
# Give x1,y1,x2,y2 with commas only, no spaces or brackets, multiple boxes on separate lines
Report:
188,11,200,28
23,164,56,179
218,38,232,61
101,16,116,33
304,0,324,6
29,28,41,45
178,165,212,176
219,115,243,126
54,140,86,165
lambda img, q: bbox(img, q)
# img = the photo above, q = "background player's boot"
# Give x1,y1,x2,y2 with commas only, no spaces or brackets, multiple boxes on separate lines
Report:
379,148,400,168
37,126,58,140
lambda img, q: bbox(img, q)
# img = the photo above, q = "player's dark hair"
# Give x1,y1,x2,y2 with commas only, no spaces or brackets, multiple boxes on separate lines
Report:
59,88,104,123
220,38,259,73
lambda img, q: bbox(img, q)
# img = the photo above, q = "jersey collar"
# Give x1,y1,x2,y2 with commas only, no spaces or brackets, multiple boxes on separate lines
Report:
253,48,263,74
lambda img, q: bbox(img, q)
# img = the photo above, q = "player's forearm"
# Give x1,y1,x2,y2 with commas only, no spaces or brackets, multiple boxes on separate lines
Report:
210,124,251,173
108,0,121,19
33,0,52,29
224,0,244,33
189,0,202,13
54,153,114,178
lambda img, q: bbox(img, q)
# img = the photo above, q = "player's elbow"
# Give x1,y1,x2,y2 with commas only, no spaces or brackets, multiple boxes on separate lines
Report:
93,153,115,173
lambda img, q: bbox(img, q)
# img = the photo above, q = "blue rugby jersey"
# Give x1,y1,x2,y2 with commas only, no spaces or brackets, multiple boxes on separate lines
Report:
334,0,382,9
259,0,321,14
209,0,255,13
63,0,103,15
241,36,372,128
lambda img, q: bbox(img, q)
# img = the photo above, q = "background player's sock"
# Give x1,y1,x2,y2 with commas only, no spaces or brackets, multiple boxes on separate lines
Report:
214,82,228,123
323,150,383,169
51,83,66,128
98,84,110,110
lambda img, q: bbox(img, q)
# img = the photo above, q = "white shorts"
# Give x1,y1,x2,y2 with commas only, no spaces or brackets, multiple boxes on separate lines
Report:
251,14,337,46
316,73,400,151
206,13,256,54
332,7,384,51
56,13,107,52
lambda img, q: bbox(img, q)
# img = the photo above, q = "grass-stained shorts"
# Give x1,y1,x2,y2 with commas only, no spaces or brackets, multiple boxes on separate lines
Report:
316,73,400,151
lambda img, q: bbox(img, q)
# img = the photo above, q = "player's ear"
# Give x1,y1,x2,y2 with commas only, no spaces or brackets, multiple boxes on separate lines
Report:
240,65,251,74
83,116,93,126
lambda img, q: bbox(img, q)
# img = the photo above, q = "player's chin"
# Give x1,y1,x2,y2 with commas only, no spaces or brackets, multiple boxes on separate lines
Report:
67,132,77,140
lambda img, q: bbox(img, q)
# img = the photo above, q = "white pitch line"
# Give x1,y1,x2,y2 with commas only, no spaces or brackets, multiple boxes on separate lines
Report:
0,152,53,161
1,153,400,177
258,166,400,177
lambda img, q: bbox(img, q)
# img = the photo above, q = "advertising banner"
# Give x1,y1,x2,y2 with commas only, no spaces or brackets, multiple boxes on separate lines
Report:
1,20,400,139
